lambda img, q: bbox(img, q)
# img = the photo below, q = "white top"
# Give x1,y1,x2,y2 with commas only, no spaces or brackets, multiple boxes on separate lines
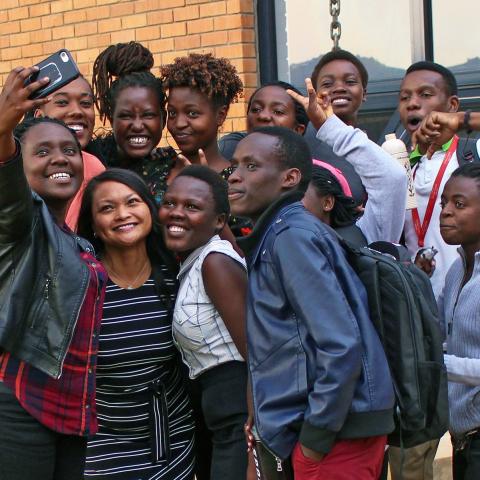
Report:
316,115,407,244
404,149,460,299
173,235,246,379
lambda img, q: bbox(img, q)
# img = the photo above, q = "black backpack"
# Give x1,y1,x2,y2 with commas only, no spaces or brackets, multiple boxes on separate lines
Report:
338,238,449,448
457,137,480,165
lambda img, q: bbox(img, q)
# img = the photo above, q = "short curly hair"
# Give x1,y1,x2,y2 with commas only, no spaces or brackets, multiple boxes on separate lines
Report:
161,53,243,109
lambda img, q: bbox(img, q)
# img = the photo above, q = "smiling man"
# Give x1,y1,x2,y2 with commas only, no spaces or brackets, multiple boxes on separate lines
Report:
229,125,394,479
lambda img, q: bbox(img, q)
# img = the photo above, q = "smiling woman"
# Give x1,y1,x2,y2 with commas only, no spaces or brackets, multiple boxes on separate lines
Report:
0,66,107,480
77,168,195,480
87,42,182,206
159,165,249,480
30,75,106,231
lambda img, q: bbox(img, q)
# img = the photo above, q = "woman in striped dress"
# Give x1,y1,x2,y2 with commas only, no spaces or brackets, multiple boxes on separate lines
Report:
78,168,195,480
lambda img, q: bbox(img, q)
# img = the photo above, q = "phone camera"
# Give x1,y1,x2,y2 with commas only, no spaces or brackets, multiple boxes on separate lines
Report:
60,51,69,63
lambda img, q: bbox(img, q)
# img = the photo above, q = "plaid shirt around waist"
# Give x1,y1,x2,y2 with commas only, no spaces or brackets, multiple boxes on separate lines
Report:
0,252,106,436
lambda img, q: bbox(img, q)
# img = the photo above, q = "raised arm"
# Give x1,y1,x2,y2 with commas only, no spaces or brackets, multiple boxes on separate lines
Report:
288,79,407,243
0,66,50,162
413,111,480,158
0,67,50,243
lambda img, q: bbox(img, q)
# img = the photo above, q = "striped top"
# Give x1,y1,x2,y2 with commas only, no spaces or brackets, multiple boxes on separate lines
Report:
173,235,246,379
441,249,480,435
85,276,195,479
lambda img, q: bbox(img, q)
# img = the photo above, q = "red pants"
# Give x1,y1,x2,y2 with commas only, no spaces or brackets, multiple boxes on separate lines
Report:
292,435,387,480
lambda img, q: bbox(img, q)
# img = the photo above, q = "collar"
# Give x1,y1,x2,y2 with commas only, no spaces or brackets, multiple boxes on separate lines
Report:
410,137,454,166
177,234,221,278
237,190,304,256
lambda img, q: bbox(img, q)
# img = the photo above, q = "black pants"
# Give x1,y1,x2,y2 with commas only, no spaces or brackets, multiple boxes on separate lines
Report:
0,382,87,480
189,361,248,480
453,432,480,480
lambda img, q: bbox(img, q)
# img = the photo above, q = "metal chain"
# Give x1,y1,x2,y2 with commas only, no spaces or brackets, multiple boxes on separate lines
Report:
329,0,341,51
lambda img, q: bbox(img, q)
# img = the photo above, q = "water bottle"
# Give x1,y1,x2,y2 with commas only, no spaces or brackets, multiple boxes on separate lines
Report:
382,133,417,209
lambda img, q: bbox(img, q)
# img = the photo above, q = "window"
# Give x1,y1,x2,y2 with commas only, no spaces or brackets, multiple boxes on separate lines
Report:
264,0,480,141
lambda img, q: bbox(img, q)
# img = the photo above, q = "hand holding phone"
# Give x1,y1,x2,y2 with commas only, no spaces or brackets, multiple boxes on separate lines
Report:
0,66,51,137
23,49,80,100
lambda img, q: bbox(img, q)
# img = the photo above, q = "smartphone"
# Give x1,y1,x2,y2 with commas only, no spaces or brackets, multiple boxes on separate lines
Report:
24,49,80,100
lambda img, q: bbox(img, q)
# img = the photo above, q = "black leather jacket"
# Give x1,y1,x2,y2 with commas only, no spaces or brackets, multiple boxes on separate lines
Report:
0,148,93,379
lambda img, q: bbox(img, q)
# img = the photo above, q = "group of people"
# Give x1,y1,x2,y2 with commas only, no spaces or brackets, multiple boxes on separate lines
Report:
0,39,479,480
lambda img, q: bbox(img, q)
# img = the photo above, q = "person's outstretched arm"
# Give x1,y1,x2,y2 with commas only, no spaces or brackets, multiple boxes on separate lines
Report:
413,111,480,158
0,66,49,244
288,79,407,243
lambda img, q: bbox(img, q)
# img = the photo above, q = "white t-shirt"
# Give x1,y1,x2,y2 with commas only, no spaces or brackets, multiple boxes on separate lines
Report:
404,148,460,299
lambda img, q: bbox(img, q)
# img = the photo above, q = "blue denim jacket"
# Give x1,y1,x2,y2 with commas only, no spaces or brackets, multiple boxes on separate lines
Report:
240,194,395,459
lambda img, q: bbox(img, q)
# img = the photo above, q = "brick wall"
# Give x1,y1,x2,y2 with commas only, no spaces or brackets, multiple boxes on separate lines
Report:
0,0,258,137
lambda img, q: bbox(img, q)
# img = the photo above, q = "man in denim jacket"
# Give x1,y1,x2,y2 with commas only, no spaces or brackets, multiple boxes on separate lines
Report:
229,116,394,477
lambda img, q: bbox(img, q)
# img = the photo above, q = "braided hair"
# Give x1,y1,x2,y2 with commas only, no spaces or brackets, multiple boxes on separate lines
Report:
14,116,81,151
161,53,243,110
92,41,166,124
310,165,357,228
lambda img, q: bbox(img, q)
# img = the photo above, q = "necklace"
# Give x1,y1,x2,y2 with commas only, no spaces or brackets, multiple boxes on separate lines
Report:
104,260,151,290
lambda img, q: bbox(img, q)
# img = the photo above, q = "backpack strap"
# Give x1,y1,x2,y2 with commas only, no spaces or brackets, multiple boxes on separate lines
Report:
457,137,480,165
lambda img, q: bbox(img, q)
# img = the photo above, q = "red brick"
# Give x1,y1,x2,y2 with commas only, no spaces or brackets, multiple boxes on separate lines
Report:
98,17,121,33
87,33,111,48
200,1,226,17
148,38,175,53
111,29,136,43
10,32,30,46
8,6,29,21
51,0,73,13
20,17,41,31
65,36,88,51
43,39,65,54
147,10,173,25
122,14,148,29
228,28,255,43
186,17,213,34
214,13,254,30
1,21,21,35
41,14,64,29
52,25,75,40
29,3,50,16
21,42,43,57
63,9,87,24
112,3,135,17
226,0,254,14
201,31,228,47
74,22,98,36
85,6,110,21
136,25,161,41
135,0,163,13
173,5,199,22
1,46,23,61
174,34,200,50
30,29,52,42
161,22,186,38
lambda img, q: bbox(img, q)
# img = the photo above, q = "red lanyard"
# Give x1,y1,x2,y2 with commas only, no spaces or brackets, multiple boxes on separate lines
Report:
411,135,458,247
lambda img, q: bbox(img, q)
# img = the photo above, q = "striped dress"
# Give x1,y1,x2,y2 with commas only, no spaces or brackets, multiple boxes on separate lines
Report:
85,277,195,480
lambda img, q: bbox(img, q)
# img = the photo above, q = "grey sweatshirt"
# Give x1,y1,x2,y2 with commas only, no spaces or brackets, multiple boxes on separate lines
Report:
316,115,407,244
439,250,480,435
